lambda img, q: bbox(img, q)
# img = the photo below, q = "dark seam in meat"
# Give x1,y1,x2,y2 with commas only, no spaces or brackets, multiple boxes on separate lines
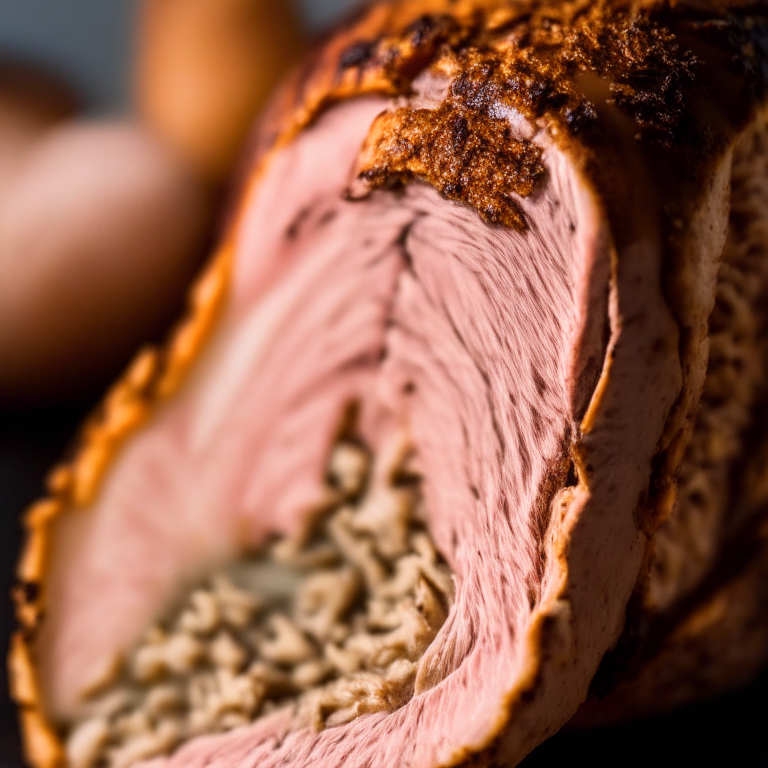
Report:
531,445,572,584
565,460,579,488
532,367,548,397
339,40,379,70
374,210,500,534
371,212,424,376
363,238,409,270
317,208,338,228
338,350,386,373
269,354,384,420
285,205,313,241
381,311,478,514
394,212,427,275
385,305,481,502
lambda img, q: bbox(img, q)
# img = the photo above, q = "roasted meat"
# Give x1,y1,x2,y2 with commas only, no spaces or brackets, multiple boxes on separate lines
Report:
10,1,768,766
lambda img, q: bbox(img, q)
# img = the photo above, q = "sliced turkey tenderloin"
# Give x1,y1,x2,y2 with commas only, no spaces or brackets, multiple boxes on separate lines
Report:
10,1,768,767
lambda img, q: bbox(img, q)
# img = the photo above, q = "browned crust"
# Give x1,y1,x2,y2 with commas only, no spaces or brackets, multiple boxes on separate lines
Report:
357,97,546,229
10,1,768,765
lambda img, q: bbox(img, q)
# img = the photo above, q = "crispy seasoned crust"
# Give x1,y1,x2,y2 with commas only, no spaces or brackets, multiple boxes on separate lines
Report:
10,1,768,765
357,95,547,229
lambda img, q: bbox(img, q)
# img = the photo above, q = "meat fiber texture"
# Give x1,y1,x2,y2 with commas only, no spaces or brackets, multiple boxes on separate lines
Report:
9,1,768,767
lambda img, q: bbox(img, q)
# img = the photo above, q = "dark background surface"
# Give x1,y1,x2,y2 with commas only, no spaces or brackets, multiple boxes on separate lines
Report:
1,1,767,766
0,0,355,114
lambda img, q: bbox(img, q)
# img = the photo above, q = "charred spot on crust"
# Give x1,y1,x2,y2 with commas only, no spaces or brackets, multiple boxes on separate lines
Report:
565,461,579,488
16,580,40,605
12,580,44,635
408,14,442,48
604,20,699,147
474,6,701,148
687,11,768,104
382,14,468,86
564,101,598,133
340,40,378,70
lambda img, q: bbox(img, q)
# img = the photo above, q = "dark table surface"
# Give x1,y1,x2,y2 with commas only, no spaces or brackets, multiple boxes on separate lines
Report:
1,401,766,768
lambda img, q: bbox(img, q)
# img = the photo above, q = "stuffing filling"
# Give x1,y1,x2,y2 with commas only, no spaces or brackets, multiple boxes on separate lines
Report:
63,431,454,768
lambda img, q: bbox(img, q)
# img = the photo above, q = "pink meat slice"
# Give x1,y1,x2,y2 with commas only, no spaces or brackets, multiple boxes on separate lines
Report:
38,96,613,764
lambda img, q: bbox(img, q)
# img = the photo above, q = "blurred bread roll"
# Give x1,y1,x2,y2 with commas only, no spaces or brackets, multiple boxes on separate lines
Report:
0,59,78,207
0,121,214,402
137,0,305,182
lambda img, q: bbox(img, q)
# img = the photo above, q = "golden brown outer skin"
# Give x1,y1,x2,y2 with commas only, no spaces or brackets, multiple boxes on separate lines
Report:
10,1,768,765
